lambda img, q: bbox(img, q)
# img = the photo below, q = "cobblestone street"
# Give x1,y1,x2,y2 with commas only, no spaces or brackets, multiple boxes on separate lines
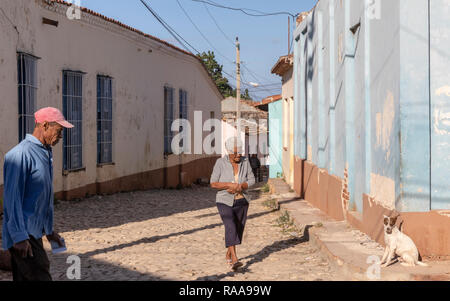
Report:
0,185,347,281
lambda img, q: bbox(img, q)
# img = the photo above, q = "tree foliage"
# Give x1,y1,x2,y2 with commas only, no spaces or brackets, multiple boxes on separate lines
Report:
198,51,252,100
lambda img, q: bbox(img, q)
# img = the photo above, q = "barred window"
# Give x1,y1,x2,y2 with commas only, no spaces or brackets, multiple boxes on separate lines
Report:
62,71,83,171
17,53,37,142
179,89,188,149
179,89,188,120
210,111,215,147
97,75,113,164
164,86,174,155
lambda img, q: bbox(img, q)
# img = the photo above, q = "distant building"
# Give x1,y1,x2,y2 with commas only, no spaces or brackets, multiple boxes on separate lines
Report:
253,95,282,179
272,54,294,186
221,97,268,169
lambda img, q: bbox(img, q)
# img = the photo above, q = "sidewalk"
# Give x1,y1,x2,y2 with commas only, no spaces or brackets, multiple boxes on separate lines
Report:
268,178,450,281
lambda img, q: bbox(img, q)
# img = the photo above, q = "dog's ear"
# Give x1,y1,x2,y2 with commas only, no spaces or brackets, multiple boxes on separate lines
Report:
390,215,398,226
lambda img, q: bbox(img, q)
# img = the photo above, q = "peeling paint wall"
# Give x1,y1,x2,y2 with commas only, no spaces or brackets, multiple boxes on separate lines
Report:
293,0,450,255
370,173,395,209
294,0,450,213
430,0,450,210
397,0,431,212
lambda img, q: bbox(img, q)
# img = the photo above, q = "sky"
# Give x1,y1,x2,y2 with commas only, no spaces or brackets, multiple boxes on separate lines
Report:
79,0,317,101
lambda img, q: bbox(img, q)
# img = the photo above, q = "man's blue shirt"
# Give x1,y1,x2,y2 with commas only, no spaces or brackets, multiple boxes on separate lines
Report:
2,134,54,250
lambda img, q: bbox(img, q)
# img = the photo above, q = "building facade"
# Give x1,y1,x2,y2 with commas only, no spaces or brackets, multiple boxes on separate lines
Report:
252,95,283,179
293,0,450,255
0,0,222,201
271,55,295,187
221,96,268,157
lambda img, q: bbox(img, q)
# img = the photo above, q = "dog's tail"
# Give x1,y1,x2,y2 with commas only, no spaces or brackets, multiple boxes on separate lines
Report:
416,261,429,267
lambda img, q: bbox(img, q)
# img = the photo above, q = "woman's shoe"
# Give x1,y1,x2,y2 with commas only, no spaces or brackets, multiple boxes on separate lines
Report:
231,261,243,271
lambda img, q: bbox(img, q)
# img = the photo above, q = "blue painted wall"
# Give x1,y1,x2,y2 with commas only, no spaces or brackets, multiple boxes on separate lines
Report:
430,0,450,210
293,0,450,212
269,100,283,178
397,0,430,212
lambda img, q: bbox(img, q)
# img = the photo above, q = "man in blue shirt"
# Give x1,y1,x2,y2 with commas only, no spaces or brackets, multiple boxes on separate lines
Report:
2,107,73,281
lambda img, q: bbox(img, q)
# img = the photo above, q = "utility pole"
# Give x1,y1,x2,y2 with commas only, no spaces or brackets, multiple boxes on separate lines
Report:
236,37,241,132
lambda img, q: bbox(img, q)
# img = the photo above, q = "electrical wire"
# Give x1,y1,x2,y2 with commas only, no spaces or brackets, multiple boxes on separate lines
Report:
288,16,295,54
141,0,280,100
203,2,235,46
176,0,235,65
241,63,275,86
242,76,280,96
191,0,298,18
201,1,283,87
178,0,281,91
139,0,200,54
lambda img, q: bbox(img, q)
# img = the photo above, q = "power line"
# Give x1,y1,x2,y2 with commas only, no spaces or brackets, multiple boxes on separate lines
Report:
191,0,298,18
177,0,279,90
241,69,280,97
288,16,295,54
141,0,280,99
201,1,282,87
139,0,200,54
240,71,259,100
176,0,235,65
241,63,275,86
203,3,235,46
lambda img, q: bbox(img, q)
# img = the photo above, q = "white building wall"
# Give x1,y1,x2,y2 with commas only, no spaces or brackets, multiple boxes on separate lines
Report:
0,0,222,195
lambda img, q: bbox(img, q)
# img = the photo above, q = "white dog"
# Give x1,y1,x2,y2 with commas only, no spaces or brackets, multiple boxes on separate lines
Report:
380,215,428,267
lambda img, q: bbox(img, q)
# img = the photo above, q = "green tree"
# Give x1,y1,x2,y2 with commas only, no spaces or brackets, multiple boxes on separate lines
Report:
231,88,252,100
197,51,233,97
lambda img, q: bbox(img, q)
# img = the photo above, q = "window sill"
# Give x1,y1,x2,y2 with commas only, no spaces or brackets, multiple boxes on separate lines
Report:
62,167,86,176
97,162,115,167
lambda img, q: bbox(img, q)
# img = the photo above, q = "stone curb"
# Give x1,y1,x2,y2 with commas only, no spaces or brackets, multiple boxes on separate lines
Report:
268,180,450,281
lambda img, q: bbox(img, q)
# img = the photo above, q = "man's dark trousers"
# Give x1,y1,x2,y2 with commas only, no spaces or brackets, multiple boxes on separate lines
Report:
9,236,52,281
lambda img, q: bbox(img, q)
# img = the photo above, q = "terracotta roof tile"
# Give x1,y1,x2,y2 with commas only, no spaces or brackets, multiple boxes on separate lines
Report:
252,94,282,107
271,54,293,76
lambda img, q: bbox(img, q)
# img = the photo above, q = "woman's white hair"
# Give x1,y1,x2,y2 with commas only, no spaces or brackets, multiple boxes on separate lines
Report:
225,136,243,154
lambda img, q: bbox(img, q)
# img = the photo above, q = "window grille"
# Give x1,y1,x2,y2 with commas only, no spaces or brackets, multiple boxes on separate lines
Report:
97,75,113,164
62,71,83,171
164,86,174,155
17,53,37,142
210,111,215,147
179,89,188,150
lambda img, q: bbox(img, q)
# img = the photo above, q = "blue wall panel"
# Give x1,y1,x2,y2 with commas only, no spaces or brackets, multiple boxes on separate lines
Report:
397,0,431,212
430,0,450,210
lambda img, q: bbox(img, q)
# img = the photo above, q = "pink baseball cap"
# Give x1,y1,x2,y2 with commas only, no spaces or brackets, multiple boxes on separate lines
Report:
34,107,74,128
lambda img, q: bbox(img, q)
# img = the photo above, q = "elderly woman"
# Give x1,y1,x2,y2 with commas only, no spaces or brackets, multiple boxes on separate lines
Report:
210,137,255,271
